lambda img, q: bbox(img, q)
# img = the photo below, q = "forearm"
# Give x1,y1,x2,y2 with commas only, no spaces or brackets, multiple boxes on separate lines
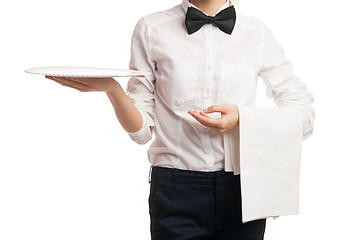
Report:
106,82,143,132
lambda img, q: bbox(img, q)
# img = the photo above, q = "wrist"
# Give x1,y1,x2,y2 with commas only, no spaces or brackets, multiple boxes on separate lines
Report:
106,79,122,96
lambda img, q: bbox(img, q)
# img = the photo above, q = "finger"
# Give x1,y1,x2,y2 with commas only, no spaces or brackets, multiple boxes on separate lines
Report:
64,77,93,82
200,111,225,119
196,113,224,133
64,77,99,89
48,77,91,88
46,76,66,80
199,111,212,118
50,78,87,91
50,78,81,90
193,110,220,127
189,110,222,128
64,77,108,85
45,76,58,80
189,111,224,134
204,105,229,114
45,76,62,81
63,77,91,88
53,77,93,90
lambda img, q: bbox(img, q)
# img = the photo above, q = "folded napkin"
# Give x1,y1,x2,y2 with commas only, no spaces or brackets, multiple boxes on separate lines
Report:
229,105,306,223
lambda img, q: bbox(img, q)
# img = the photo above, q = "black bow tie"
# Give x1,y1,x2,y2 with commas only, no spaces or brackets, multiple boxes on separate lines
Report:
185,5,236,35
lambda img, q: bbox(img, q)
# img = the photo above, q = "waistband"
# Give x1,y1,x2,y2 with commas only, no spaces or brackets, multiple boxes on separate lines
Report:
148,165,238,185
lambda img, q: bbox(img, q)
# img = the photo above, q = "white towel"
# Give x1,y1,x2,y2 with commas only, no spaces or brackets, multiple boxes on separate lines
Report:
228,105,304,223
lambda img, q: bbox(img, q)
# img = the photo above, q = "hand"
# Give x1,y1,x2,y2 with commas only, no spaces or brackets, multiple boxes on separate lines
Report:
188,104,239,135
44,76,120,94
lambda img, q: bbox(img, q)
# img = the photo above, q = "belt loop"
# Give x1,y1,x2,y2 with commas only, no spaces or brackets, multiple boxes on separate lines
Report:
148,165,153,183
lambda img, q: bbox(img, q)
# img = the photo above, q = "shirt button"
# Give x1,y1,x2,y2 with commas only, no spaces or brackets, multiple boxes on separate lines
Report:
205,88,210,94
207,66,212,71
206,49,211,53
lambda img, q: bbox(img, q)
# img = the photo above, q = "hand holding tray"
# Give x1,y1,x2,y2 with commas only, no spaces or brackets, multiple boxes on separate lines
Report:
25,66,152,93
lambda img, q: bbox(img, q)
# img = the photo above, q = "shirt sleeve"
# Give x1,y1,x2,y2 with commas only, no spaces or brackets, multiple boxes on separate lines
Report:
256,23,315,140
125,17,156,145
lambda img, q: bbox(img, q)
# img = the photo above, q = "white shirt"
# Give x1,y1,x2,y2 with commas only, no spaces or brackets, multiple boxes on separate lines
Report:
125,0,315,222
126,0,233,172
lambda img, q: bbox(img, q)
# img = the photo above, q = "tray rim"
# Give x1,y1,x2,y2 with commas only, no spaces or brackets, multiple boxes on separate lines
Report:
24,66,153,77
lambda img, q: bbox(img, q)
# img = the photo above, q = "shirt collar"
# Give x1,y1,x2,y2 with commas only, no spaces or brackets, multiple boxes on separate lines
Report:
181,0,230,16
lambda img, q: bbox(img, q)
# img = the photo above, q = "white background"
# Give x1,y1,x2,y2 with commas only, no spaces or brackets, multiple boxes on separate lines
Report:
1,0,359,239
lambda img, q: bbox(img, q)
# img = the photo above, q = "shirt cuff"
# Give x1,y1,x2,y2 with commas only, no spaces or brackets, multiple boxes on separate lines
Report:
126,118,148,136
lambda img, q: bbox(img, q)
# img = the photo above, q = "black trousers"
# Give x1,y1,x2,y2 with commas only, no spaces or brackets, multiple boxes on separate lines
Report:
148,165,266,240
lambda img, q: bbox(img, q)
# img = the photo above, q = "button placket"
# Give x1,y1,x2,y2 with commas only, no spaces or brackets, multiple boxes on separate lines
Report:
204,24,213,109
201,128,215,170
202,24,215,170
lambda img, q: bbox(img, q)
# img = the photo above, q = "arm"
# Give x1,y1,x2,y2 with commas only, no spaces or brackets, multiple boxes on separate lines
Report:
189,23,315,140
256,23,315,140
228,23,316,221
231,22,316,173
186,22,314,221
115,17,156,145
106,84,144,133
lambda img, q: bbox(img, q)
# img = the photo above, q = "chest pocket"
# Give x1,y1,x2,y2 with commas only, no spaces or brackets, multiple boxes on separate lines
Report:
158,60,199,107
218,63,256,105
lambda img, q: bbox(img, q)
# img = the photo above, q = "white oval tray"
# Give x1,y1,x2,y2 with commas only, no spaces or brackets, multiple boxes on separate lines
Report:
25,66,152,78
